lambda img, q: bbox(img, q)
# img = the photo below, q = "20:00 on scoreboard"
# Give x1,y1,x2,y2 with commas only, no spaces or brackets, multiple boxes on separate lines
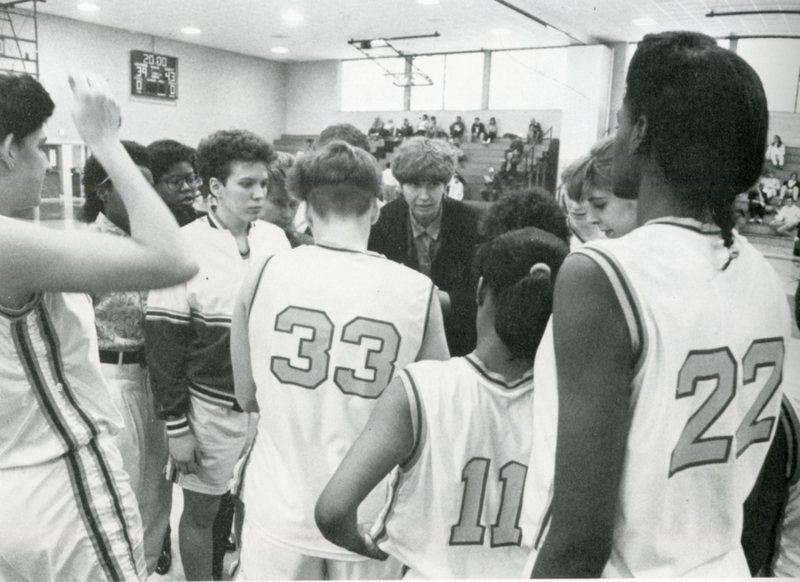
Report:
130,50,178,100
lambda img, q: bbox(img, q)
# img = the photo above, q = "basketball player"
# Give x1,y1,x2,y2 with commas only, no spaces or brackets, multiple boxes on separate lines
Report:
316,227,568,579
0,72,197,581
145,129,289,580
532,32,791,577
230,140,449,579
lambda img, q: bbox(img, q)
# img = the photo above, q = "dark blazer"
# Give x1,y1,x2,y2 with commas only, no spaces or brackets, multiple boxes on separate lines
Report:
369,196,482,356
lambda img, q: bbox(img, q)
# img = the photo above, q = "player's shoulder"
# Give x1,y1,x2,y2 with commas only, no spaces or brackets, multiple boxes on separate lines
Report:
250,220,290,246
404,357,466,391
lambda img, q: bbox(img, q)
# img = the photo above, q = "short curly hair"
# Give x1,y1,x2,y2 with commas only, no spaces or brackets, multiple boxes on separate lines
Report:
147,139,196,184
0,74,54,143
561,136,614,203
287,140,380,218
480,187,570,244
391,137,456,185
195,129,275,186
80,140,151,223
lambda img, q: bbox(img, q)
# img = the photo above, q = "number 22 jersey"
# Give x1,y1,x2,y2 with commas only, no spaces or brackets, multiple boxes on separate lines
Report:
244,243,436,558
573,218,791,577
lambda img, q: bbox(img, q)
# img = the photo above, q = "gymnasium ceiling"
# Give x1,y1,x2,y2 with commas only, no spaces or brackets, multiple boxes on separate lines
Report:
38,0,800,61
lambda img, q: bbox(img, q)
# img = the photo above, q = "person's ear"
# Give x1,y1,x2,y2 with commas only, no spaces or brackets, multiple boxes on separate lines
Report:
209,176,224,199
0,133,17,170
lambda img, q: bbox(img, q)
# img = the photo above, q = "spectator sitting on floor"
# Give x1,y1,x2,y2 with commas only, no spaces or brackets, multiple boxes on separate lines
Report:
481,167,498,201
780,172,799,201
447,173,465,201
747,186,766,223
417,114,430,136
449,115,466,145
368,117,384,139
769,196,800,236
759,170,781,204
483,117,498,144
471,117,486,142
399,118,414,138
767,134,785,169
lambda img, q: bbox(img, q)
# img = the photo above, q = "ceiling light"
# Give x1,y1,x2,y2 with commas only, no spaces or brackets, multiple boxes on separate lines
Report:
633,17,656,27
282,12,304,25
416,0,439,5
180,26,201,35
271,46,290,54
77,2,100,12
491,28,511,36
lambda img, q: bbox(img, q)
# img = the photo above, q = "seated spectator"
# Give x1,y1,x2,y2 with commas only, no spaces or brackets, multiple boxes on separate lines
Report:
498,148,521,189
369,137,482,356
447,173,464,201
449,115,465,144
527,118,543,144
417,114,429,136
147,139,205,226
471,117,486,142
760,170,781,203
399,118,414,138
260,151,312,247
368,117,384,139
480,187,571,244
481,167,498,201
767,134,786,169
769,196,800,236
747,186,766,223
383,119,400,152
483,117,498,144
781,172,799,201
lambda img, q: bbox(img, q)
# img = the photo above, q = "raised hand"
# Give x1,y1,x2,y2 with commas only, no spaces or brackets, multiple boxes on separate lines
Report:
68,71,121,147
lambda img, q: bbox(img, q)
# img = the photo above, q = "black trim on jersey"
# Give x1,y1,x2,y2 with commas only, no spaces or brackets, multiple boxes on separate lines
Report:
464,354,533,390
246,254,277,322
581,246,645,368
782,396,800,485
145,307,192,323
414,283,436,363
314,241,382,258
37,304,140,571
0,291,42,319
399,370,424,469
533,502,553,552
191,311,233,326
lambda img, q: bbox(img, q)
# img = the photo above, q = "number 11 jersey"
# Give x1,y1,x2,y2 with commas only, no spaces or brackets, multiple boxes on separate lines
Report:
244,243,436,559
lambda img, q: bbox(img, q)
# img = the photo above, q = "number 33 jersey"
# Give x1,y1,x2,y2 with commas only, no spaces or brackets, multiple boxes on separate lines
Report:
370,355,536,579
244,243,436,558
575,218,791,577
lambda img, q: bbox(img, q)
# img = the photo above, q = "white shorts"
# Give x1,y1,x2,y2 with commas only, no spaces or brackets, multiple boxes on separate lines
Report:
173,395,250,496
101,361,172,574
0,433,146,581
237,521,402,580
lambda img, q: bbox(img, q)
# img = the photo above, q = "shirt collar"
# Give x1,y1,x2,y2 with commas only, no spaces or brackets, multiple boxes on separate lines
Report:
409,206,443,240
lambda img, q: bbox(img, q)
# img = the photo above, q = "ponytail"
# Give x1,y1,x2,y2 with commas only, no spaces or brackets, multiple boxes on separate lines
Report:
495,264,555,360
708,192,738,270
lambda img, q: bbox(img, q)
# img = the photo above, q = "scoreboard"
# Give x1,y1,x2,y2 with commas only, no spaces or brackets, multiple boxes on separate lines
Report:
130,50,178,100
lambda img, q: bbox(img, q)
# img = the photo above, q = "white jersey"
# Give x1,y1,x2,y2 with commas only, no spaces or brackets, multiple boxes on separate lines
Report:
772,329,800,577
244,243,435,558
0,291,122,469
370,355,537,579
555,218,790,577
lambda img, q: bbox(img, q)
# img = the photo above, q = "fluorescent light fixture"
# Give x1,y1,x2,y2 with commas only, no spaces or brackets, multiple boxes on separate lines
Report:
416,0,440,5
77,2,100,12
181,26,201,35
282,12,304,25
491,27,511,36
633,17,656,26
271,46,290,54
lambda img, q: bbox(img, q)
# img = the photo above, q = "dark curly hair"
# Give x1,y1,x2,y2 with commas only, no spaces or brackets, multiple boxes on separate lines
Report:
287,140,380,218
316,123,370,152
146,139,196,184
0,74,54,143
79,140,151,223
624,31,768,255
480,187,570,244
195,129,275,186
473,227,568,360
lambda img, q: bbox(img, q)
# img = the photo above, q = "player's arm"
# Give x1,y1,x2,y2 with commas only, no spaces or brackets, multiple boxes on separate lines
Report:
0,72,197,304
532,254,634,578
416,285,450,362
315,375,415,559
232,260,267,414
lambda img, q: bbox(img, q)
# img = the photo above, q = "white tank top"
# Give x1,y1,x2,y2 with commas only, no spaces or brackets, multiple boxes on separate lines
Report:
0,292,122,469
244,243,434,558
371,355,537,579
561,218,791,577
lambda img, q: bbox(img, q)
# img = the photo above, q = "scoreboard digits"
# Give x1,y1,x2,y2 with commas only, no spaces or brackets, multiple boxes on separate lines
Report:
131,50,178,100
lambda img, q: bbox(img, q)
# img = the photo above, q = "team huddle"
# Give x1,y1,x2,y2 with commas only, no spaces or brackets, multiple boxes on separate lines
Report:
0,30,797,581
